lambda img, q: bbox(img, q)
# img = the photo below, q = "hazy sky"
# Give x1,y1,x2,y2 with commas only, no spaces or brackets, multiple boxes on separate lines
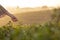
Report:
0,0,60,8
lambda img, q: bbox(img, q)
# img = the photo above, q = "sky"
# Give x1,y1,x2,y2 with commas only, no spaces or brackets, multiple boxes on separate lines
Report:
0,0,60,8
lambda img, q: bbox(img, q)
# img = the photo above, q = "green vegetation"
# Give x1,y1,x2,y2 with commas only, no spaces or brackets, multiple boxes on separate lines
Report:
0,8,60,40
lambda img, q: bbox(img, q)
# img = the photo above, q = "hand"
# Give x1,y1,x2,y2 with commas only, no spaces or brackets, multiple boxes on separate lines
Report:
11,16,18,22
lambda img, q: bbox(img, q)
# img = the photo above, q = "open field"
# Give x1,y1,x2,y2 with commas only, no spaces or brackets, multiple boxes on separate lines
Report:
0,7,53,26
0,7,60,40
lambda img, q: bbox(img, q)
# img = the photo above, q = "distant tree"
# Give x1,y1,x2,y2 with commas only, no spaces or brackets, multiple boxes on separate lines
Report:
41,6,49,8
16,6,20,9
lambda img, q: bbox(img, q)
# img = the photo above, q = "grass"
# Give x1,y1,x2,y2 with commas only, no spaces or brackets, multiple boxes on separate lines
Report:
0,21,60,40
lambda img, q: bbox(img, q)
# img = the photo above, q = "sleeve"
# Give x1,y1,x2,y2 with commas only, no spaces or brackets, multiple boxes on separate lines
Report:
0,5,9,18
0,5,8,14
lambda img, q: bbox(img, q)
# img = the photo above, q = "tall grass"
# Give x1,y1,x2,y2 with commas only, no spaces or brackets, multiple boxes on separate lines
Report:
0,8,60,40
0,21,60,40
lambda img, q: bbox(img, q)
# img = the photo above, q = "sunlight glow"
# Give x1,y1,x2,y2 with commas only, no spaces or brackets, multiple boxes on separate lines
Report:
0,0,60,8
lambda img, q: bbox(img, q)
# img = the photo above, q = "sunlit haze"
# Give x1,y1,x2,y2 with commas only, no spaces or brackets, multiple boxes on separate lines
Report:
0,0,60,8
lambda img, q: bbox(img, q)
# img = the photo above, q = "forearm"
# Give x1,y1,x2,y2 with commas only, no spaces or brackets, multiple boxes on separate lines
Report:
6,12,14,18
0,5,18,22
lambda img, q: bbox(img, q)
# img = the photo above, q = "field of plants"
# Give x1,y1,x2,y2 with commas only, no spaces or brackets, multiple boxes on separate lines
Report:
0,8,60,40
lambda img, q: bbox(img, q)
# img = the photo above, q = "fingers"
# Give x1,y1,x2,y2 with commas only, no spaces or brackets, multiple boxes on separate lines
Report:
11,16,18,22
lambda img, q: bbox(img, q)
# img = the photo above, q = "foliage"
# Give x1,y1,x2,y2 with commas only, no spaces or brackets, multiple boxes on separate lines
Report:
0,8,60,40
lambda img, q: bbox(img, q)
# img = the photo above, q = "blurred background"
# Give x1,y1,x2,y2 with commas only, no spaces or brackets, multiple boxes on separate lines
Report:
0,0,60,40
0,0,60,26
